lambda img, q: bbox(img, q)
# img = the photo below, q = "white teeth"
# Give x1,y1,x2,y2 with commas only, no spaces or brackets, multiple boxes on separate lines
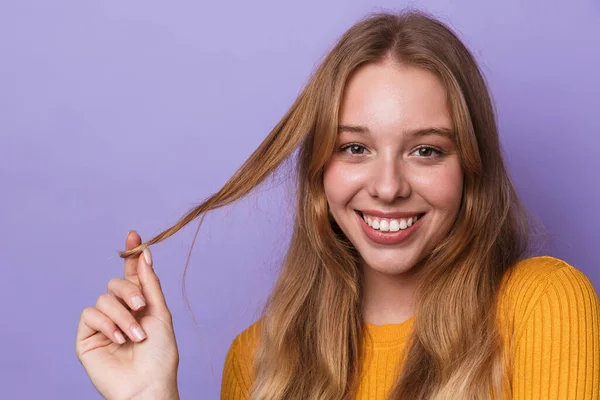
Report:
379,220,389,231
362,213,422,232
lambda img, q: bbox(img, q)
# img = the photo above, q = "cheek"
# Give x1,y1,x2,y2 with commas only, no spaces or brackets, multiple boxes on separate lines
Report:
323,161,362,206
414,161,463,211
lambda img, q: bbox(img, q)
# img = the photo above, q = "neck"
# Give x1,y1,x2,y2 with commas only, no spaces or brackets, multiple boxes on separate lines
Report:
360,259,423,325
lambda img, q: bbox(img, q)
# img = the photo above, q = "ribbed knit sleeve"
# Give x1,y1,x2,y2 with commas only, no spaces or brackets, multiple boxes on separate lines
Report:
511,263,600,399
220,338,249,400
220,321,261,400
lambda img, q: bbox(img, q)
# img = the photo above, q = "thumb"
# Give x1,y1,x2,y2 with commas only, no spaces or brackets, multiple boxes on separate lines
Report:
138,247,171,320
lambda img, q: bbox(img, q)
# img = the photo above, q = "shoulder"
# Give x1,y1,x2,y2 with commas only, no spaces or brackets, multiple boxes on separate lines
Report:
220,318,264,399
223,318,264,371
499,255,597,306
498,257,600,397
225,318,264,362
498,256,599,342
500,255,578,293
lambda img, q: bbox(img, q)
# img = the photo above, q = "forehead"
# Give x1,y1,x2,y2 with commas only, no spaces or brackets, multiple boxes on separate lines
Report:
338,60,452,133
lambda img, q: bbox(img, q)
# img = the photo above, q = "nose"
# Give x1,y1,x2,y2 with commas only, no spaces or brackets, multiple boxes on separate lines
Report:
367,156,411,202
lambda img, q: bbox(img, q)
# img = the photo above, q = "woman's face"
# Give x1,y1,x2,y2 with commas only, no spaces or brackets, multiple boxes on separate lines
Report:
323,59,463,276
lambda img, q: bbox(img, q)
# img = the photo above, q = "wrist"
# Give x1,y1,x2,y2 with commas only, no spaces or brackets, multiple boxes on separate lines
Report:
129,383,179,400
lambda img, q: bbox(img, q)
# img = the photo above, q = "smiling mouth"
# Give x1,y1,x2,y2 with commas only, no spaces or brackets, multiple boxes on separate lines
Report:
355,210,426,232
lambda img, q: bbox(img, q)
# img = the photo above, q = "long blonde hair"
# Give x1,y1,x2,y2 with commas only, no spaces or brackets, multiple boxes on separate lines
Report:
120,9,532,399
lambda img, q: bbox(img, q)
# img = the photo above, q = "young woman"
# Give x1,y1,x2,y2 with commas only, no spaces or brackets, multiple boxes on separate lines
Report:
75,9,600,400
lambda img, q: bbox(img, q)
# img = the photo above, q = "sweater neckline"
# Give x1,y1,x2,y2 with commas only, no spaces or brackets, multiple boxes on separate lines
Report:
363,315,415,346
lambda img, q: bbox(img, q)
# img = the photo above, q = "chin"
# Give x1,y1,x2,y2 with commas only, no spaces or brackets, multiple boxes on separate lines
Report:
359,251,424,276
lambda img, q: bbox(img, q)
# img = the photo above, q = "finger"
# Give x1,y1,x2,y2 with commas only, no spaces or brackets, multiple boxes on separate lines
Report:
138,248,171,321
124,230,142,281
107,277,146,311
76,307,127,351
95,293,147,342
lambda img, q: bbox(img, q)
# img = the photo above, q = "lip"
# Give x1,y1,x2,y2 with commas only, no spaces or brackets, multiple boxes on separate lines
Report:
358,209,425,219
356,210,425,245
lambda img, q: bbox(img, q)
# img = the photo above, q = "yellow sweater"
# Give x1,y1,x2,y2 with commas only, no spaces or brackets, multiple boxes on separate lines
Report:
220,256,600,399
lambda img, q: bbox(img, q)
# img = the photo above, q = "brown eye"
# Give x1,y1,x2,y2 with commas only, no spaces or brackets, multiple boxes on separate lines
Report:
413,146,442,157
340,143,367,155
418,147,433,156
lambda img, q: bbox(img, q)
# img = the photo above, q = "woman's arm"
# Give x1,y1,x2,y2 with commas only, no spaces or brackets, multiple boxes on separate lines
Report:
511,264,600,399
221,337,252,400
221,321,262,400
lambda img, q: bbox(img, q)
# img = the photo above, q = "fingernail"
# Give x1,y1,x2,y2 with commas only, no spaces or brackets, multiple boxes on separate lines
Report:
143,248,152,265
127,229,136,237
131,295,146,310
131,324,147,341
114,330,126,344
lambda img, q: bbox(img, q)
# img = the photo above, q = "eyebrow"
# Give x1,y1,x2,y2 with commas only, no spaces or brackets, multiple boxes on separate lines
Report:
337,124,455,140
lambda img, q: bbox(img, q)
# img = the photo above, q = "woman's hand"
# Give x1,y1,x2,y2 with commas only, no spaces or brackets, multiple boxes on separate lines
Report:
75,231,180,400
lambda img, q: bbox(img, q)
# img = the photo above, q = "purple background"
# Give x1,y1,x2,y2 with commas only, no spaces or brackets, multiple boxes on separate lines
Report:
1,1,598,399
